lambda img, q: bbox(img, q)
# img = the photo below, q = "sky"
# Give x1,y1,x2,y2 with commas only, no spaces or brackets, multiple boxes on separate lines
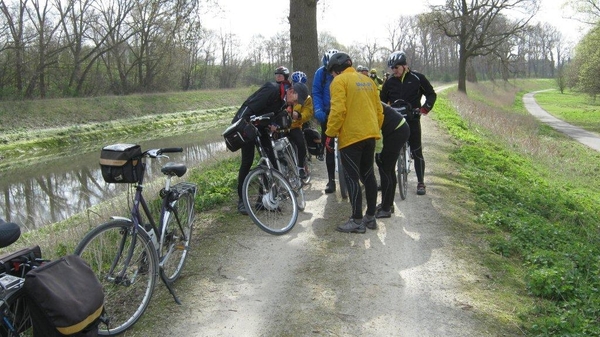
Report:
203,0,588,48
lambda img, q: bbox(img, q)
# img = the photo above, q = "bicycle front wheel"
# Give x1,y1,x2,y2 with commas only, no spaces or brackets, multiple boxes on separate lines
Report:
74,220,158,336
243,167,298,235
398,144,408,200
160,187,195,283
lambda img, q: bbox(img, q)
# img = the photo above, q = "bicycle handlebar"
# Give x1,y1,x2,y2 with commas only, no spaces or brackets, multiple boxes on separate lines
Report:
249,112,275,122
145,147,183,158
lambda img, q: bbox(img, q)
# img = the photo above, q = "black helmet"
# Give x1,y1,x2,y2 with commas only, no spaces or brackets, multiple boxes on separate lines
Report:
274,66,290,79
326,52,352,73
388,51,407,68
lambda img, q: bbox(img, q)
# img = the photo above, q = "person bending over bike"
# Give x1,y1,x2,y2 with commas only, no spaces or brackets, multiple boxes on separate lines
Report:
380,51,436,196
375,102,410,218
287,71,313,180
233,66,290,215
325,52,383,233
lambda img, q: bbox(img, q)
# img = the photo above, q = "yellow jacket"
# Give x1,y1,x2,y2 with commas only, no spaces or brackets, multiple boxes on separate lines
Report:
291,95,313,129
325,67,383,149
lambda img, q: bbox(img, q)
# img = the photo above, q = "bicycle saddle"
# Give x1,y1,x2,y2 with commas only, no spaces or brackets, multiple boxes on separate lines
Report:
160,162,187,177
0,219,21,248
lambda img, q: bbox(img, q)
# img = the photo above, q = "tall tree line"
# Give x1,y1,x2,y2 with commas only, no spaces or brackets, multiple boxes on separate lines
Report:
0,0,575,100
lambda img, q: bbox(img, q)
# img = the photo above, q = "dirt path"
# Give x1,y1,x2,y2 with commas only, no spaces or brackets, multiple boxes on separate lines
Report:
123,113,518,336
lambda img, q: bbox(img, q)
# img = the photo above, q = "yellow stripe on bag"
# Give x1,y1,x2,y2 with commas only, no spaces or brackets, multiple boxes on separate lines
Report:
56,305,103,335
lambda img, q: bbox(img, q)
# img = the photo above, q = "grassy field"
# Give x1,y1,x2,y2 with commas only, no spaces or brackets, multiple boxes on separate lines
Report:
2,79,599,336
533,88,600,134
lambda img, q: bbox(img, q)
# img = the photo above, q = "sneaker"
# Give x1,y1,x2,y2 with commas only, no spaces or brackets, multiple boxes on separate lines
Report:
417,182,426,195
316,154,324,161
376,204,394,213
336,218,366,234
298,168,307,180
237,199,248,215
325,181,336,194
375,208,392,219
362,215,377,229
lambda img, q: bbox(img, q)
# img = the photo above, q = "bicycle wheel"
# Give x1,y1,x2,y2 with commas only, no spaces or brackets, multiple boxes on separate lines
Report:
159,188,195,283
0,290,32,336
242,167,298,235
74,220,158,336
398,144,408,200
278,143,305,211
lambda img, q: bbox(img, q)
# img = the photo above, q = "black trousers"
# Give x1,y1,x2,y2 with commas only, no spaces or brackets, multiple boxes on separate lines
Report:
377,122,410,211
320,120,336,182
339,138,377,219
237,134,276,200
288,127,306,167
407,119,425,183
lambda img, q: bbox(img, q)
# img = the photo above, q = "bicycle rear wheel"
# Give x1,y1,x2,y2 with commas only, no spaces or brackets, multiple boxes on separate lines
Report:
74,220,158,336
242,167,298,235
398,144,408,200
335,144,348,199
160,184,195,283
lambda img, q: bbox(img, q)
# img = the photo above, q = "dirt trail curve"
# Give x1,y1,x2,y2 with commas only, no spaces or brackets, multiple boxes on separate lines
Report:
142,107,512,336
524,90,600,152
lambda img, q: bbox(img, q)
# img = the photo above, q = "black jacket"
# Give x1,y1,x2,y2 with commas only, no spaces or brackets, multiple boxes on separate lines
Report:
232,81,287,123
380,70,436,113
381,103,406,138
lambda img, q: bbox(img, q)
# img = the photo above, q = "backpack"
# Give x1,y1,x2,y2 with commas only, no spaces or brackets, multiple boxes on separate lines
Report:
24,255,104,337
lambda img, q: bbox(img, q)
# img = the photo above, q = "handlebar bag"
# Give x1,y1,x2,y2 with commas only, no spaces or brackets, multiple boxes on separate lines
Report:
222,118,257,152
24,254,104,337
99,143,143,183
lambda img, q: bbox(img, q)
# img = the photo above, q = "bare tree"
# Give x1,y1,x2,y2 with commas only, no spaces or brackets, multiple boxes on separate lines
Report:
289,0,318,87
431,0,540,93
0,0,30,95
567,0,600,24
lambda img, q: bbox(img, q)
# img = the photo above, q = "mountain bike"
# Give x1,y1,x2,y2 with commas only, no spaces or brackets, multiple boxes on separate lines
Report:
242,113,299,235
74,145,196,335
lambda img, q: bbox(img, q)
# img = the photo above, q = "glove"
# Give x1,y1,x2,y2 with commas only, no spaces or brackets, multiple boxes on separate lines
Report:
420,107,429,116
325,136,334,153
315,109,326,124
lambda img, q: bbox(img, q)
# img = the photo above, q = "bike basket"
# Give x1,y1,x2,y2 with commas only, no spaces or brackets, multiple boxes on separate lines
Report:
99,143,143,183
222,118,257,152
24,255,104,337
273,110,292,129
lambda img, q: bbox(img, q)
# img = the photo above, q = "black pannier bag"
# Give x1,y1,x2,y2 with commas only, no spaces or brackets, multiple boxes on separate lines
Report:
303,128,323,156
222,118,258,152
23,255,104,337
99,143,143,183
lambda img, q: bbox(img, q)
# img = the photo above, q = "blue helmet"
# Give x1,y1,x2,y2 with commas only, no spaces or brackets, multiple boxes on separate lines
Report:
291,71,307,84
322,49,340,67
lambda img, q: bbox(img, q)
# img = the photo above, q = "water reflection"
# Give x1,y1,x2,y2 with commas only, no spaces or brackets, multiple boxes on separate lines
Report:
0,130,227,232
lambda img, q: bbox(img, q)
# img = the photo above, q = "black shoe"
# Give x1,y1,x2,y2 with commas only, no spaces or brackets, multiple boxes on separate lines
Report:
298,168,307,180
316,154,324,161
336,218,366,234
362,215,377,229
325,181,336,194
237,200,248,215
375,208,392,219
376,204,394,213
417,183,426,195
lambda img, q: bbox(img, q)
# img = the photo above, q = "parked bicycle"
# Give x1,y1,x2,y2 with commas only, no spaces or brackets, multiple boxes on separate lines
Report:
241,113,301,235
74,144,196,335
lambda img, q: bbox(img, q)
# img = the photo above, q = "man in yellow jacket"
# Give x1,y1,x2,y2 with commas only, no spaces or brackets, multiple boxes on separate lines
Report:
324,52,384,233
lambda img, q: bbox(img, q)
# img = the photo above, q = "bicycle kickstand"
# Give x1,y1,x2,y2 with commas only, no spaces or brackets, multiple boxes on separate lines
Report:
160,272,182,305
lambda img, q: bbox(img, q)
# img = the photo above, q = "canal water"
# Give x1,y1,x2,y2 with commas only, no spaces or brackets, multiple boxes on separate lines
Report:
0,128,228,231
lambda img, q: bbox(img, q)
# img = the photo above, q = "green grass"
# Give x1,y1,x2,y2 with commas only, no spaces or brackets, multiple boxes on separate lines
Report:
433,81,600,336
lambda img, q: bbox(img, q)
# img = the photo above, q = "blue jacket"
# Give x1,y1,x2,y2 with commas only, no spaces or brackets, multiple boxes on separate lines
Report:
311,66,333,123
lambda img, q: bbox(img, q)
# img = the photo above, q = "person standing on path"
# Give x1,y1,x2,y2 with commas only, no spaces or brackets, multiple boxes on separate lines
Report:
375,102,410,218
380,51,436,196
312,49,339,194
324,52,383,233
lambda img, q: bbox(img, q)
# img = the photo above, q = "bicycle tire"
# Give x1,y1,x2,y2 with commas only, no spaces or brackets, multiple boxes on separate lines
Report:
74,220,158,336
242,167,298,235
159,187,195,283
0,290,31,336
278,140,305,211
398,144,408,200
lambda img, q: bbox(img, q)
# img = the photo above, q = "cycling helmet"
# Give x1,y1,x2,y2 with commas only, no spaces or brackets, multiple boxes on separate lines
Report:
357,65,368,72
322,49,340,67
326,52,352,73
388,51,407,68
291,71,307,84
274,66,290,79
370,68,378,74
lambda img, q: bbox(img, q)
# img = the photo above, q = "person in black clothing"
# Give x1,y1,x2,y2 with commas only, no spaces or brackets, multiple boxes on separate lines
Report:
233,66,290,215
380,51,436,196
375,102,410,218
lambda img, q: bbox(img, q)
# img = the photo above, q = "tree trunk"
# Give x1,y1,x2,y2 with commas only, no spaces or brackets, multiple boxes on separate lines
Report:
289,0,319,91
